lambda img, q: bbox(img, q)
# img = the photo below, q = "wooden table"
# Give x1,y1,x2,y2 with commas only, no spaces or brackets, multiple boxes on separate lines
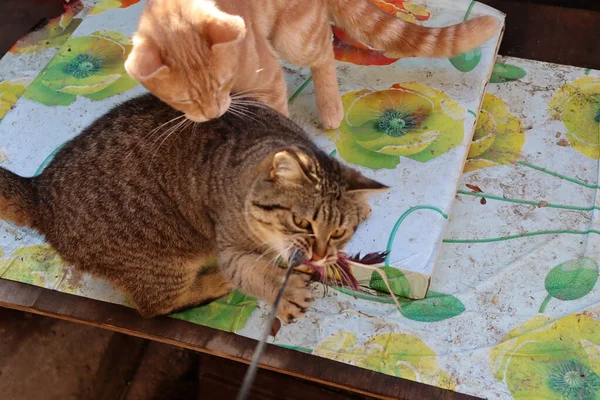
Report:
0,1,598,399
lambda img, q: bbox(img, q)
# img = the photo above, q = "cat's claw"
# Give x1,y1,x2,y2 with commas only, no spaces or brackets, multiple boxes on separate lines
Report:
277,273,313,323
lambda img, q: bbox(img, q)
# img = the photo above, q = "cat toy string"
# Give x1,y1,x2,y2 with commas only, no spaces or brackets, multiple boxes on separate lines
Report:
237,250,398,400
236,251,302,400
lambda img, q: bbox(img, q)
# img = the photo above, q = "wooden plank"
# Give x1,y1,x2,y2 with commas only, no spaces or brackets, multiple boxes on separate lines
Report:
0,278,43,308
197,353,377,400
0,279,480,400
480,0,600,69
503,0,598,11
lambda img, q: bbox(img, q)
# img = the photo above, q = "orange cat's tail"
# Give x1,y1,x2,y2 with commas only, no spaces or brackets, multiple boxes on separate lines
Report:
0,168,36,228
327,0,500,58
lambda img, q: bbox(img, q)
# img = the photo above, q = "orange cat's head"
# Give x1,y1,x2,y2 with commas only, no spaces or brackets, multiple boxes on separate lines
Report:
125,0,245,122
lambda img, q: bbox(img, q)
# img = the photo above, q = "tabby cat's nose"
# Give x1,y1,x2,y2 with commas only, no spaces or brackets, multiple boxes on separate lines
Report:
311,253,324,261
311,247,327,261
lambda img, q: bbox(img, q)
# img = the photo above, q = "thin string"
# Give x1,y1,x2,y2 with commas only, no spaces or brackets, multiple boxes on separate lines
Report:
236,266,295,400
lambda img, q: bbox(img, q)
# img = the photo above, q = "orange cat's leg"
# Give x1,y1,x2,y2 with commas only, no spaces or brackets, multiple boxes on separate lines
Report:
261,63,289,117
271,8,343,129
311,56,344,130
235,53,289,117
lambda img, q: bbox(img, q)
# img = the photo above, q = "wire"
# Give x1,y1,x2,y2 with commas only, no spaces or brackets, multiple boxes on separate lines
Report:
236,265,295,400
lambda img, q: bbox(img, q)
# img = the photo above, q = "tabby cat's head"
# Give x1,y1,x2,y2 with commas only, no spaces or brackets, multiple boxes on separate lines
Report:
246,148,387,268
125,0,244,122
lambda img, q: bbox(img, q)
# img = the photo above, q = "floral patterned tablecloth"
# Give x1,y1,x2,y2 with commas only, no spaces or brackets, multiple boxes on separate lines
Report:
1,1,599,399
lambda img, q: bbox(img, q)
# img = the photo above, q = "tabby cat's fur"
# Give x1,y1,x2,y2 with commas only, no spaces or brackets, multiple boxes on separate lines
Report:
0,95,386,322
125,0,500,129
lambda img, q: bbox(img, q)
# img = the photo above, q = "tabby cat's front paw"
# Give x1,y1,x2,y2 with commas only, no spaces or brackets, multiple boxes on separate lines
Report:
277,273,313,323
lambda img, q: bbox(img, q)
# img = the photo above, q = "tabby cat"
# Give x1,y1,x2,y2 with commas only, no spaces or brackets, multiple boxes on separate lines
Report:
125,0,500,129
0,95,386,322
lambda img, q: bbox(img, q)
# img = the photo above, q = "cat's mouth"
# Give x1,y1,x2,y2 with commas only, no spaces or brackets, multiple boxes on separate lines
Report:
185,113,209,123
184,97,231,122
278,248,359,289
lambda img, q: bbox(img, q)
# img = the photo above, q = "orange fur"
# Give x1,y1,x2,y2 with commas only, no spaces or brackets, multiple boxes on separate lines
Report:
126,0,500,129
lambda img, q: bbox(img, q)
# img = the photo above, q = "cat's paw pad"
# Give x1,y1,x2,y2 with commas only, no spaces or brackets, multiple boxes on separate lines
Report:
317,99,344,130
277,273,313,323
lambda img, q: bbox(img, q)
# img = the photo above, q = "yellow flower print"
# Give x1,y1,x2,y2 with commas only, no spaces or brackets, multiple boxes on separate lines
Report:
465,93,525,172
549,76,600,159
489,314,600,400
24,31,139,106
314,331,455,390
90,0,142,15
0,245,65,288
333,83,466,170
0,80,28,121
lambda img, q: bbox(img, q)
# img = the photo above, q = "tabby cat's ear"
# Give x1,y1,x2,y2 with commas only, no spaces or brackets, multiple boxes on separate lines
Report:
125,39,169,81
269,150,311,185
344,167,389,193
205,14,246,48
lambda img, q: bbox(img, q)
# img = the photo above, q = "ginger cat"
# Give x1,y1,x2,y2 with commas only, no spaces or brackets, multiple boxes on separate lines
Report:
125,0,500,129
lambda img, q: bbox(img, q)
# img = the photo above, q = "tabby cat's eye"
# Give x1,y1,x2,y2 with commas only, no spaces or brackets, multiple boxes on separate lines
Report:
330,228,346,240
293,216,311,230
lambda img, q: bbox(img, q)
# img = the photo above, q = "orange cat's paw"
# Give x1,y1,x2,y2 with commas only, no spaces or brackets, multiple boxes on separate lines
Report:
317,98,344,130
277,273,313,323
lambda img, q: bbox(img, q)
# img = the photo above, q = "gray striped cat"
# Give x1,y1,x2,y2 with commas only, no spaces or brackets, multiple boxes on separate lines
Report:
0,94,386,322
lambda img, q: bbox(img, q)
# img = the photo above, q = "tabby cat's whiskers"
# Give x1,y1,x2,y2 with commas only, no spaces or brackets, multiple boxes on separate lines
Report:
253,245,277,265
335,261,354,289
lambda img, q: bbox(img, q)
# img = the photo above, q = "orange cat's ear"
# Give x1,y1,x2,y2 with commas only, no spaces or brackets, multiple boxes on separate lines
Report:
205,14,246,48
344,167,389,193
125,39,169,81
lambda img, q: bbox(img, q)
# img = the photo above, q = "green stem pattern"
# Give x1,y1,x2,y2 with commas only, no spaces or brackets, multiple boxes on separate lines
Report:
288,76,313,104
277,344,313,354
464,1,477,21
385,206,448,266
518,161,600,189
457,190,600,211
444,229,600,244
34,143,65,176
539,293,553,313
335,287,400,305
